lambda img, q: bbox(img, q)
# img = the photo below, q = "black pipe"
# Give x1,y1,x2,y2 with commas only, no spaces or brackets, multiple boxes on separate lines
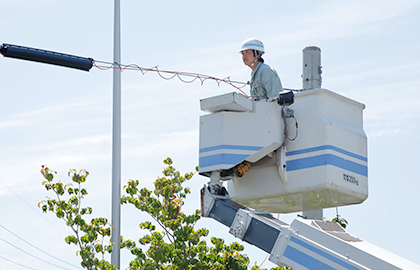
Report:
1,43,93,71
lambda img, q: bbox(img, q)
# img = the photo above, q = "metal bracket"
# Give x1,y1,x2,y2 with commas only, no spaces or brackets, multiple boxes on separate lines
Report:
276,147,287,184
229,209,252,239
200,185,230,217
200,186,215,217
269,227,293,266
282,106,294,118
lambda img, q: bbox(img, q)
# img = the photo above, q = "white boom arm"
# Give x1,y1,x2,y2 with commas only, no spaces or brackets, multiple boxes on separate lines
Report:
201,187,420,269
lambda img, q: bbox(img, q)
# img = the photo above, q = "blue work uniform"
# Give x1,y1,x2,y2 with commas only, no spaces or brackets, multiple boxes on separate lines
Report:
250,62,283,101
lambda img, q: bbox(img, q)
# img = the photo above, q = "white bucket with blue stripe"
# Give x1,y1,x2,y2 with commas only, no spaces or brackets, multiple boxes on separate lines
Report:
199,90,368,213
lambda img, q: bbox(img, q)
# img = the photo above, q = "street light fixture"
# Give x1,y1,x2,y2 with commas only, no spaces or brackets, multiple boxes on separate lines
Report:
0,43,93,71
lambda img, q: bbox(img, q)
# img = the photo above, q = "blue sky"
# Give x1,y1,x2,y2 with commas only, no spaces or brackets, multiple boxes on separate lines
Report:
1,1,420,269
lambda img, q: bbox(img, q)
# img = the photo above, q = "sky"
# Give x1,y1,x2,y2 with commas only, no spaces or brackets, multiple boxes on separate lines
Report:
0,0,420,269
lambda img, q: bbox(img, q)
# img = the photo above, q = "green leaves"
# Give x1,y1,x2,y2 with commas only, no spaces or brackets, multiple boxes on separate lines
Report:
121,158,260,270
68,169,89,183
39,166,114,270
41,165,56,182
65,235,78,245
40,159,287,270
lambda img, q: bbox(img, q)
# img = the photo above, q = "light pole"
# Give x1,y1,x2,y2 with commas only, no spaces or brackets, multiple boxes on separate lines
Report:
111,0,122,268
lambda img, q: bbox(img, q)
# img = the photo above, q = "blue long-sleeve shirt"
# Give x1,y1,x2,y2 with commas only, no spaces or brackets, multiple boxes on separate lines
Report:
250,62,283,101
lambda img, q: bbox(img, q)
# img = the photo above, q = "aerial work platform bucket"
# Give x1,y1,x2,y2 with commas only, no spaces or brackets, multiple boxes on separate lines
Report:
199,89,367,213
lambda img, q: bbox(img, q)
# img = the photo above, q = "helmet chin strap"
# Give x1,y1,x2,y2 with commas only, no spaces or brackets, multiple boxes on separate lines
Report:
249,58,258,68
248,50,260,68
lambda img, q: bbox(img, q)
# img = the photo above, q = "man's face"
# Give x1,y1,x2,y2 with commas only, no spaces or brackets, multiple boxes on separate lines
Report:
241,49,256,66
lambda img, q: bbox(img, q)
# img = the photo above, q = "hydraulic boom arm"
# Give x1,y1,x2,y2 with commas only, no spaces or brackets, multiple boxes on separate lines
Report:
201,186,420,270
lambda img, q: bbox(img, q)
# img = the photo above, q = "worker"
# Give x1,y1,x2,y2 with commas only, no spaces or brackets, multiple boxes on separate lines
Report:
240,38,283,101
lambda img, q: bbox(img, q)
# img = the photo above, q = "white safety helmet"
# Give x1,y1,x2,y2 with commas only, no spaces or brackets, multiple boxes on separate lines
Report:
240,38,265,54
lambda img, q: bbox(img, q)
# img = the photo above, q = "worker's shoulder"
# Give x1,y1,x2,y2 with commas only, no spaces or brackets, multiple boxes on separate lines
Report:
258,62,279,77
258,62,275,72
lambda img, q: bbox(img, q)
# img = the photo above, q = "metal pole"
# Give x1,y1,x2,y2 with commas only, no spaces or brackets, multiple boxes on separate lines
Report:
111,0,121,268
302,46,322,90
302,46,323,220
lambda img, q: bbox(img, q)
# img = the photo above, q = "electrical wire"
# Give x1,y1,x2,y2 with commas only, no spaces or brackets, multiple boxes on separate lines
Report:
257,199,279,269
0,181,82,268
0,236,76,270
92,61,308,103
0,179,70,234
259,254,269,269
0,255,41,270
0,223,81,269
93,60,251,97
286,115,299,141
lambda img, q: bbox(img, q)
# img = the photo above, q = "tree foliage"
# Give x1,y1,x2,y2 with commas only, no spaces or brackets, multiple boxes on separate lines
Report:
39,165,115,270
40,159,291,270
121,157,253,269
